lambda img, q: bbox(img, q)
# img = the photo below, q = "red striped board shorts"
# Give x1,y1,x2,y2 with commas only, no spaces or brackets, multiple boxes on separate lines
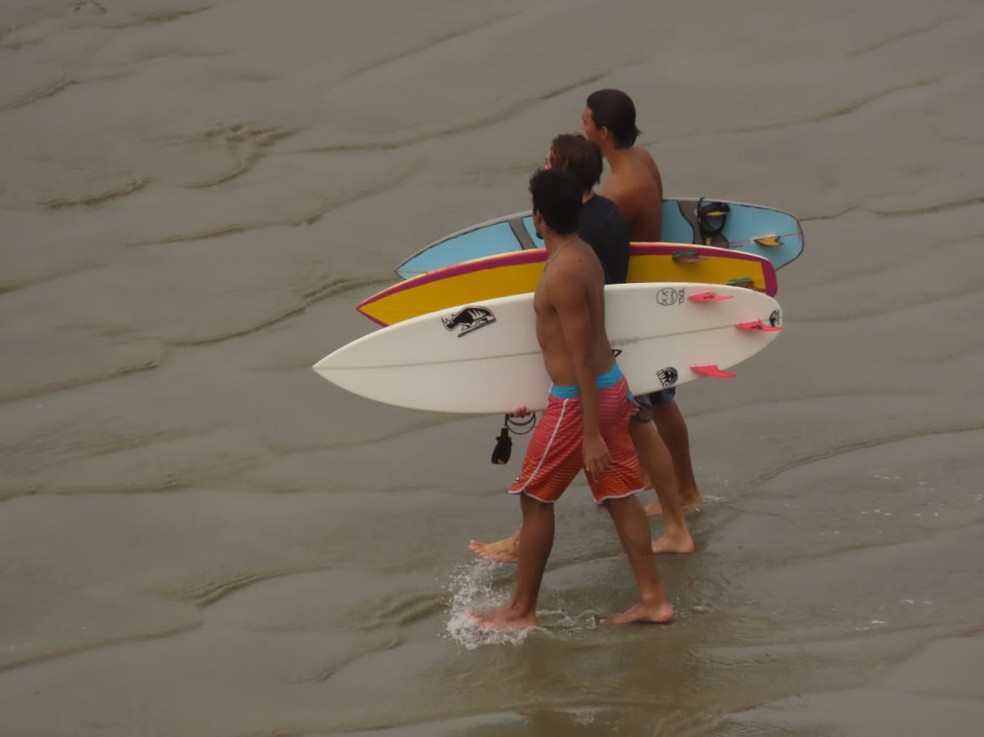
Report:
509,364,643,504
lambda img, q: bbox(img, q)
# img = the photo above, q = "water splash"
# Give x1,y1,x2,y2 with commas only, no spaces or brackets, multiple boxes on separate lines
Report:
443,560,532,649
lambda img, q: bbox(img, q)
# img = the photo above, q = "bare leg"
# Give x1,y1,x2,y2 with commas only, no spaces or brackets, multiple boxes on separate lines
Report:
628,420,694,554
601,495,674,624
643,499,702,515
469,527,521,563
472,494,554,629
650,398,703,510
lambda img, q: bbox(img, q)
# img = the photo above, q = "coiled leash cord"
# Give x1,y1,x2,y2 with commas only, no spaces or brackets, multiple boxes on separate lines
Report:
490,412,536,464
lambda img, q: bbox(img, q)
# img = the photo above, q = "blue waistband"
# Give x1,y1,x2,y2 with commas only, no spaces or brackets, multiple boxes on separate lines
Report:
550,363,624,398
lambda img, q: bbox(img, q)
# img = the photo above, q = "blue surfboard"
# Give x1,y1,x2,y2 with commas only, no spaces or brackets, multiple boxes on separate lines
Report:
395,198,804,278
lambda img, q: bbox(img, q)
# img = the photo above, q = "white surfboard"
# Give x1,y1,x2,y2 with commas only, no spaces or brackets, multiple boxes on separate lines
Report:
313,282,783,414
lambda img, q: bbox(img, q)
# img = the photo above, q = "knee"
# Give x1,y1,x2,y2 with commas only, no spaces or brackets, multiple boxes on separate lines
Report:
520,494,554,516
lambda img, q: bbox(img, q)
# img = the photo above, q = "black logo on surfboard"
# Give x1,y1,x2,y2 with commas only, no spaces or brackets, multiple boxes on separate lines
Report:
442,306,496,337
769,309,781,328
657,367,678,388
656,288,684,306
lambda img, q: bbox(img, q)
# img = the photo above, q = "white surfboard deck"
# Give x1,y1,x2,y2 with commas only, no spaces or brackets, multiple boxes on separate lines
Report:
313,282,782,414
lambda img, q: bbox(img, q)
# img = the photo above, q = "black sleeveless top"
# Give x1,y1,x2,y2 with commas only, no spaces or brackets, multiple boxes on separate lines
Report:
578,194,630,285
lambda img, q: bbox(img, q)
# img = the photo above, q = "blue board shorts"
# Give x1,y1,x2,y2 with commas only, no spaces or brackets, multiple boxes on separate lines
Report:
631,388,677,424
651,388,677,405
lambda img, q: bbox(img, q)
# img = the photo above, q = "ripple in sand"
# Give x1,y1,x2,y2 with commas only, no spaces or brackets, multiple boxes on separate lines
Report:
0,261,101,295
0,578,200,673
40,176,148,208
0,75,75,110
720,78,939,135
868,195,984,218
126,157,420,249
849,15,959,56
105,6,210,30
0,333,161,405
154,122,297,189
331,7,525,87
298,69,614,156
168,276,386,347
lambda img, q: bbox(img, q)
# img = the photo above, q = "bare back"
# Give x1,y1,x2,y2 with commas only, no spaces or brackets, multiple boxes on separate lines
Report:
602,147,664,242
533,239,614,386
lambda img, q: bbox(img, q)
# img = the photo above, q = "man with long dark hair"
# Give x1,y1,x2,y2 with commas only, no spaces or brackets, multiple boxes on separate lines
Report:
582,89,704,525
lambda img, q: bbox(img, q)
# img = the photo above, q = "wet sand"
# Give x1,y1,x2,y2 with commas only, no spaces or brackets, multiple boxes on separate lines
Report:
1,0,983,735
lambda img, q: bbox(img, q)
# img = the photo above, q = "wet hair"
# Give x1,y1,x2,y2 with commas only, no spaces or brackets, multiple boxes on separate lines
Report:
586,88,641,148
549,133,602,191
529,168,583,235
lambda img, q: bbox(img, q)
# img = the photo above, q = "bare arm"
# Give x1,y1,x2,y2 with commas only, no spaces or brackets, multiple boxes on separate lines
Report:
548,272,611,476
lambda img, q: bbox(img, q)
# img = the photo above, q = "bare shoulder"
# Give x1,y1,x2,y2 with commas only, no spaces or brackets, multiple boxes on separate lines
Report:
602,174,636,210
603,174,646,216
633,146,658,166
633,147,663,183
544,251,593,304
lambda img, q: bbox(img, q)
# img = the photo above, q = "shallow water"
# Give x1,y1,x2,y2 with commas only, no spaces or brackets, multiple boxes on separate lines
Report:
2,1,983,735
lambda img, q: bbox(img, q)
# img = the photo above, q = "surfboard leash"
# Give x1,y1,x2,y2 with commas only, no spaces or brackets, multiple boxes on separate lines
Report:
491,413,537,465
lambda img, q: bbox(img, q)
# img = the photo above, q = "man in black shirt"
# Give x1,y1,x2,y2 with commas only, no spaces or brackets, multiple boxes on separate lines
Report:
538,133,628,284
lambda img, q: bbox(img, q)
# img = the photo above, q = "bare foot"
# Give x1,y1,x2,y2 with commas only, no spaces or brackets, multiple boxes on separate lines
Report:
679,484,704,512
468,536,520,563
651,533,695,555
468,605,536,629
603,601,674,625
643,499,703,517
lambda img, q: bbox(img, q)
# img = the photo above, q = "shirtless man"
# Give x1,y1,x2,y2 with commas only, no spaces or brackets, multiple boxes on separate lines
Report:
472,168,673,628
469,133,694,562
581,88,704,517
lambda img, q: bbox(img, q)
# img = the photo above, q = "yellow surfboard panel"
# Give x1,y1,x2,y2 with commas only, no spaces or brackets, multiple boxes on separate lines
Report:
360,243,777,326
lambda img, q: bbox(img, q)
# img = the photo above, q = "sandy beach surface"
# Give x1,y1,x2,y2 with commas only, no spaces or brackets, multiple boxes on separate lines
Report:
1,1,983,735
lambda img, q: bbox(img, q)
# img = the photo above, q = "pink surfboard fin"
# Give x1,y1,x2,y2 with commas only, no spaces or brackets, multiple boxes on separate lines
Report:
735,320,783,332
691,364,736,379
688,291,734,303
